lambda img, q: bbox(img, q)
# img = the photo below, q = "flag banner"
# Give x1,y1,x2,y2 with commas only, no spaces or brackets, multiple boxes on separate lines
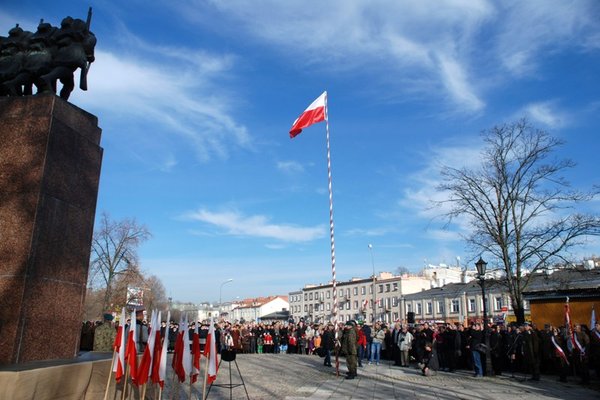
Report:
181,315,192,380
591,306,596,330
149,311,163,385
112,307,127,382
125,309,138,385
191,322,201,384
289,91,327,138
206,320,219,385
157,311,170,388
136,310,158,385
172,314,187,383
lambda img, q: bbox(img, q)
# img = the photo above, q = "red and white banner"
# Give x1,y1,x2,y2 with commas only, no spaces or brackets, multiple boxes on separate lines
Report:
157,311,170,388
112,307,127,382
191,322,201,383
289,91,327,138
551,335,569,365
125,309,138,385
205,320,219,385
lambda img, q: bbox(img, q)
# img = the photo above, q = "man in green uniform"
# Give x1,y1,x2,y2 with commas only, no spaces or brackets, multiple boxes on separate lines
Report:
93,313,116,352
341,320,358,379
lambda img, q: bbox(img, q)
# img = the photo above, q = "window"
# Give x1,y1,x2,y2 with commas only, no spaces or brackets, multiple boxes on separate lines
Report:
406,303,413,313
437,301,444,314
393,312,399,321
468,298,476,313
339,289,344,297
353,287,358,295
416,303,422,315
392,297,398,307
309,304,313,312
326,291,331,299
326,303,331,311
346,302,351,310
346,288,351,298
361,286,366,295
451,299,460,313
494,297,503,311
304,293,307,301
304,305,308,312
309,293,313,300
378,285,383,293
393,282,398,291
523,300,530,310
354,300,358,309
386,284,391,292
369,286,373,294
426,302,432,315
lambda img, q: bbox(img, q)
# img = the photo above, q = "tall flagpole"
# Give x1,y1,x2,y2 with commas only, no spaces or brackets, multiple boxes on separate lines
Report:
323,93,340,375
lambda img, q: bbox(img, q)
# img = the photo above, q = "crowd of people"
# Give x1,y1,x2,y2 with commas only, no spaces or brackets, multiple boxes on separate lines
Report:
82,314,600,386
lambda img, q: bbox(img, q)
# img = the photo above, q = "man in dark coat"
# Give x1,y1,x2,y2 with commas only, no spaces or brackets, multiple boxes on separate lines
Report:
321,324,335,367
522,323,540,381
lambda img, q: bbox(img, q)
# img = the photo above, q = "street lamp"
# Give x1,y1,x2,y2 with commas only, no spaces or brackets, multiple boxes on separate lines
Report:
219,278,233,317
475,257,494,377
368,244,376,323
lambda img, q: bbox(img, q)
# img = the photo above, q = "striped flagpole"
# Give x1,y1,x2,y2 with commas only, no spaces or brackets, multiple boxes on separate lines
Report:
323,94,340,375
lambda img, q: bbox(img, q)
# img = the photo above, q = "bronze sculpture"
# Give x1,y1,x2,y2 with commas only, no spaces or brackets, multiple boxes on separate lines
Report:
0,8,95,100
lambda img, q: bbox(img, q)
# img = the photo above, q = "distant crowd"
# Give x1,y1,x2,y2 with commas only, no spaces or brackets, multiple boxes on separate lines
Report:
81,315,600,385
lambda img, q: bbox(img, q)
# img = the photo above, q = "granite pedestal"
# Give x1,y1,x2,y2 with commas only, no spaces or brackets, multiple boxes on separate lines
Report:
0,94,103,364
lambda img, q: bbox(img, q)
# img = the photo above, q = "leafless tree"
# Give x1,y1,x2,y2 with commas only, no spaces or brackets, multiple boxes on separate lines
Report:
88,212,151,312
438,119,600,323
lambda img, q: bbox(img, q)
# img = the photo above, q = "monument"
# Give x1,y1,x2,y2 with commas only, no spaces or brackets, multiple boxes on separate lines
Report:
0,9,102,365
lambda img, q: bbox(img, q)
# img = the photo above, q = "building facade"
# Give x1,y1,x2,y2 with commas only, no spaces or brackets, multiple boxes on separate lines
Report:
289,272,432,324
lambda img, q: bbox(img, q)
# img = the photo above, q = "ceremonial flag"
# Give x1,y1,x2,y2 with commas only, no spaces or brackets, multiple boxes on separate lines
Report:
149,311,163,385
136,310,157,385
172,314,187,382
157,311,170,388
592,306,597,330
112,307,127,382
206,320,219,384
181,316,192,380
565,298,576,351
125,309,138,384
191,322,201,384
289,91,327,138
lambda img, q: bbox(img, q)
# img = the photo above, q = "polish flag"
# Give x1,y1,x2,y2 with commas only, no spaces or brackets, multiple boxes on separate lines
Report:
136,310,158,386
150,311,163,385
157,311,170,388
205,320,219,385
172,314,187,383
191,322,201,384
112,307,127,382
125,309,138,385
289,91,327,138
181,316,192,381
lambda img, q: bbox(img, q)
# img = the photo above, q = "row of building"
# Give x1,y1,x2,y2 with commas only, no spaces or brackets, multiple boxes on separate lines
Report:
172,261,600,328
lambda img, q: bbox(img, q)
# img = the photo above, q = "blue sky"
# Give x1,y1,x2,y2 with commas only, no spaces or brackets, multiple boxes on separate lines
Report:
3,1,600,303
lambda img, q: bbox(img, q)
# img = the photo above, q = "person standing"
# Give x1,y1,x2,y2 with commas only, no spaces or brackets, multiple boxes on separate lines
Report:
93,313,116,352
341,321,358,379
321,324,335,367
521,323,540,381
370,322,385,365
398,325,413,367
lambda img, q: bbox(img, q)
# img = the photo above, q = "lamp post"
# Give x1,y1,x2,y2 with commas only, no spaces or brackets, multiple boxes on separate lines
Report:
475,257,494,377
368,244,376,323
219,278,233,318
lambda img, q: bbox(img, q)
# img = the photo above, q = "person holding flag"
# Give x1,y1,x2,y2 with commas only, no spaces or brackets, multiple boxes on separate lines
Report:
591,318,600,380
572,323,590,384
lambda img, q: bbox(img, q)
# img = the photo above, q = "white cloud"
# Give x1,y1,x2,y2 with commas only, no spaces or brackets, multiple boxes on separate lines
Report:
184,208,326,242
520,101,568,128
277,161,305,174
70,45,250,162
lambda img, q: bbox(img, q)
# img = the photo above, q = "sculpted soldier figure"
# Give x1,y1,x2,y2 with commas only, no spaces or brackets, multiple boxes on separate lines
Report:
0,24,32,96
3,20,57,96
39,13,96,100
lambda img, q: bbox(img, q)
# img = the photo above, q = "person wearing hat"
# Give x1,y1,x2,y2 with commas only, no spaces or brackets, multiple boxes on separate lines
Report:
93,312,116,352
341,320,358,379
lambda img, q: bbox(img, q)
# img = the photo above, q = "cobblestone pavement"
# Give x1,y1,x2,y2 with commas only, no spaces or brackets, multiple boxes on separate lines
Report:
163,353,600,400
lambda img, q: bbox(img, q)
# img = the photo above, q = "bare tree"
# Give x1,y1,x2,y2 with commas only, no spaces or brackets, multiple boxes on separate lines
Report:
438,119,600,323
89,213,151,312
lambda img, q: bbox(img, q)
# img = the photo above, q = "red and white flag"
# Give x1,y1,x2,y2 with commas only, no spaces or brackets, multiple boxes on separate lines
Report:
149,311,163,385
112,307,127,382
136,310,158,386
191,322,201,383
181,316,192,381
205,320,219,385
172,314,187,383
565,298,577,350
156,311,170,388
125,309,138,385
289,91,327,138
